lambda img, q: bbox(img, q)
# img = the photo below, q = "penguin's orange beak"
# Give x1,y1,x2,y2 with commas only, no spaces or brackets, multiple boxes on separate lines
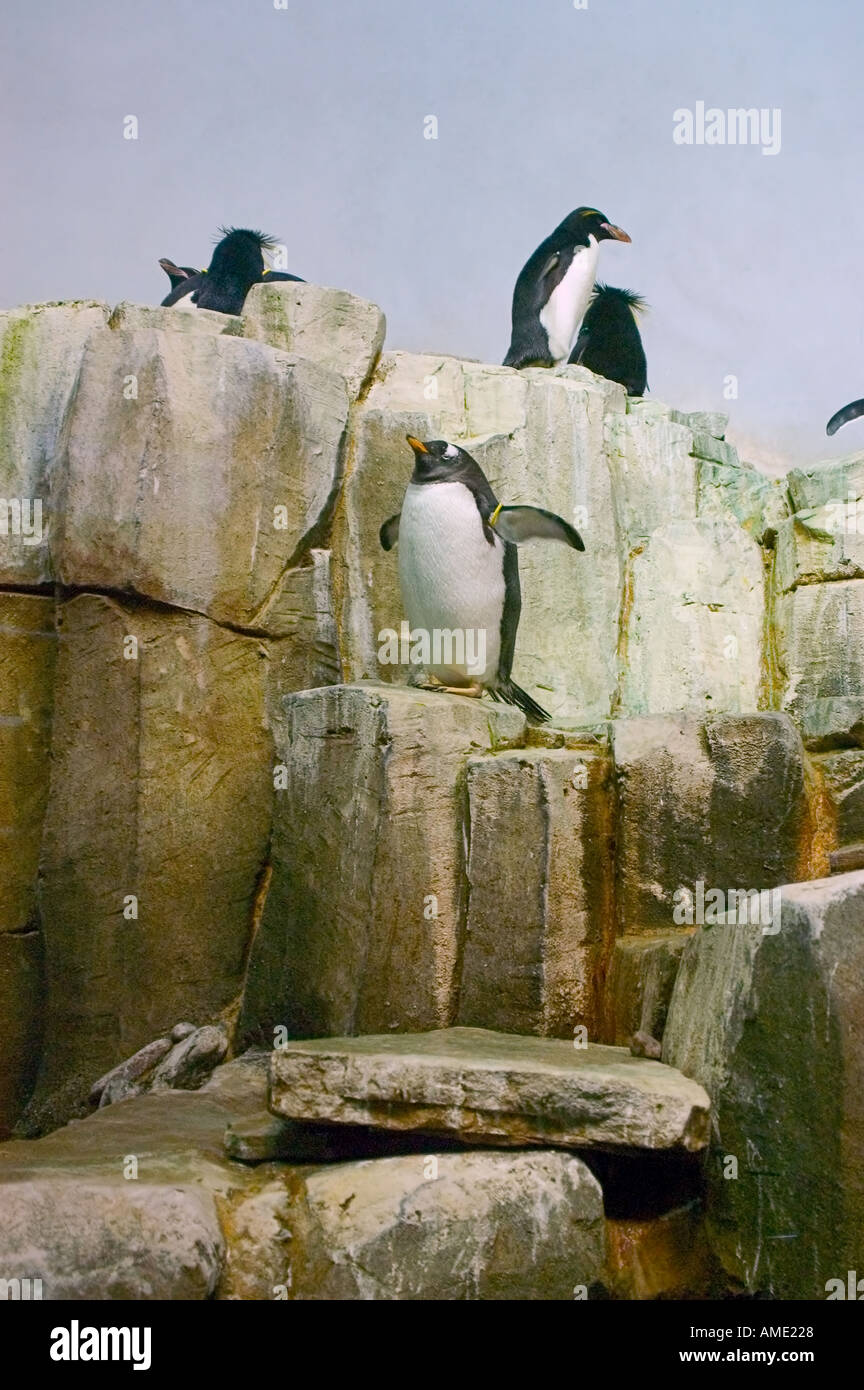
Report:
601,223,631,243
406,434,429,453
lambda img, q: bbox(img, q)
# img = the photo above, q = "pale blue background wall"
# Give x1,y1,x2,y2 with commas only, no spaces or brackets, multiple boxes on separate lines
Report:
1,0,861,467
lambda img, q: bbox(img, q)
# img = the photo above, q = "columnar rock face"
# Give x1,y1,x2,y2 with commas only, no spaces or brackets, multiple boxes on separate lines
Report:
773,453,864,725
612,712,820,937
0,594,56,1136
663,870,864,1298
0,932,43,1142
617,520,765,716
57,326,350,628
604,932,692,1046
0,594,57,935
458,747,614,1038
25,593,276,1132
239,684,526,1045
0,301,109,585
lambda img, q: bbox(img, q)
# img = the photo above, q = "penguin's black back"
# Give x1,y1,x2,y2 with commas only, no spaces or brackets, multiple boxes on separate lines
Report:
503,214,591,369
569,283,647,396
161,273,206,307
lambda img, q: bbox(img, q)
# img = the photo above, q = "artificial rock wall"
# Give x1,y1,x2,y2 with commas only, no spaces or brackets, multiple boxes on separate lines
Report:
2,283,864,1295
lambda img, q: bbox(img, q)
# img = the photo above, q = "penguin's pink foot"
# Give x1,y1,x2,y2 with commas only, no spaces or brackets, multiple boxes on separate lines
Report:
439,682,484,698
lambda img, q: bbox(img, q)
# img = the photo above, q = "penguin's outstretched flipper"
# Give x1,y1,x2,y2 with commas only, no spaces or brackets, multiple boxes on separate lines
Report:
379,514,401,550
161,272,206,307
491,679,551,724
158,258,200,291
259,270,306,284
492,505,584,550
827,400,864,436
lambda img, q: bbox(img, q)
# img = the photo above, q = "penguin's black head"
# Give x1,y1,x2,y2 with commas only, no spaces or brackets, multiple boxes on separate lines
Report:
406,434,473,482
561,207,631,246
207,227,278,279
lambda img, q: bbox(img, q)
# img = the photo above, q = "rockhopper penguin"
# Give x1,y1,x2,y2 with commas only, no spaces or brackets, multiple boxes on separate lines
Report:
379,435,584,722
504,207,631,369
161,227,283,315
569,283,648,396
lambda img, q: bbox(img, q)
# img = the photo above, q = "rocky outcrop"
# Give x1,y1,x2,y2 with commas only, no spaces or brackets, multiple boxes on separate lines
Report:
269,1028,710,1152
663,869,864,1298
280,1150,605,1301
2,281,864,1299
458,746,614,1038
238,684,526,1045
0,1052,661,1300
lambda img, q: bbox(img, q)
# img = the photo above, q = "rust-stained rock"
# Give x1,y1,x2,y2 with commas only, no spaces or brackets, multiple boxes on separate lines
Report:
0,593,57,935
24,594,276,1132
604,932,692,1046
603,1202,718,1299
612,713,817,934
238,684,526,1046
457,748,614,1038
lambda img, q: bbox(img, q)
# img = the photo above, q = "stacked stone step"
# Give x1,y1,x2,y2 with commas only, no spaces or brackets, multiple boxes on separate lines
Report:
0,1032,710,1300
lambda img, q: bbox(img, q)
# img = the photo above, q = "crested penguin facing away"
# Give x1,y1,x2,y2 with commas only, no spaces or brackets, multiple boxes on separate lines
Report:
503,207,631,369
379,435,584,722
569,283,648,396
161,227,278,314
827,399,864,435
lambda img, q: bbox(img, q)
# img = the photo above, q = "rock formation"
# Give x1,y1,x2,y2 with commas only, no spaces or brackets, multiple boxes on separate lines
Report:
1,280,862,1298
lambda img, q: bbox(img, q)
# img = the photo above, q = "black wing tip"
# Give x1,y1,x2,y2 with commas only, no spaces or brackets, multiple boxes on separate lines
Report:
494,680,551,724
379,514,400,551
826,399,864,436
500,505,585,550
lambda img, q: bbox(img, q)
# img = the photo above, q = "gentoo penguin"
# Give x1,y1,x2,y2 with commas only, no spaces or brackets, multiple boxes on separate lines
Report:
503,207,631,369
379,435,584,722
161,228,278,314
827,399,864,435
568,283,648,396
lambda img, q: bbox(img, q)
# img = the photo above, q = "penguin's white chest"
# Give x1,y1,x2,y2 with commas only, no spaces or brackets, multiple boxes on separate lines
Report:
540,235,599,362
398,482,505,685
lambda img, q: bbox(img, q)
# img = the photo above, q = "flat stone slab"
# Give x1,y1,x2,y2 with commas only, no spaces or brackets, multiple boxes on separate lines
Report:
268,1027,710,1153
